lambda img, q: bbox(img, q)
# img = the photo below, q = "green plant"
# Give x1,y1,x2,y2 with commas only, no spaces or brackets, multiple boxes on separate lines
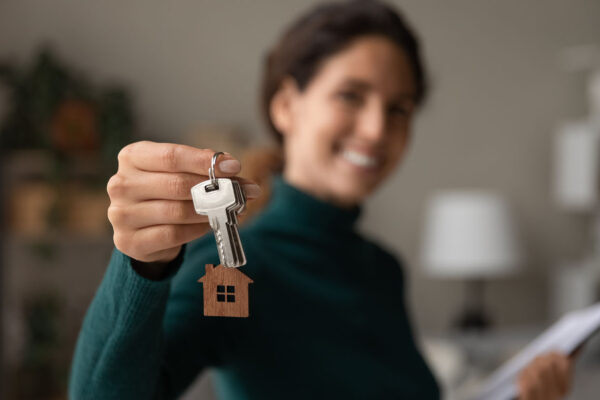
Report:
0,45,135,182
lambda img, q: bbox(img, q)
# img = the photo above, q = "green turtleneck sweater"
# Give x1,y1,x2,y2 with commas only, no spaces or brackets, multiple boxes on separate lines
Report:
69,175,440,399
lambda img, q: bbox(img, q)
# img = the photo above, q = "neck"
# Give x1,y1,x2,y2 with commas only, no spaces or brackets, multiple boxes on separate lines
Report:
282,167,360,210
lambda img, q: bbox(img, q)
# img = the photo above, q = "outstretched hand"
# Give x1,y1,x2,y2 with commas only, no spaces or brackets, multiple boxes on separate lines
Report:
107,141,261,270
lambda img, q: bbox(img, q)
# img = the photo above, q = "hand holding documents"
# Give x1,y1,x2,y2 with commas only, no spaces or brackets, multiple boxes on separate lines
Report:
472,303,600,400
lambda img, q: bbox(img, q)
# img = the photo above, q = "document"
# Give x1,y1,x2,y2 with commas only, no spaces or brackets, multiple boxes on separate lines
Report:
471,303,600,400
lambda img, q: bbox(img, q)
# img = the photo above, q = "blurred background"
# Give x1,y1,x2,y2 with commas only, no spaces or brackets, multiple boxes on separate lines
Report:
1,0,600,399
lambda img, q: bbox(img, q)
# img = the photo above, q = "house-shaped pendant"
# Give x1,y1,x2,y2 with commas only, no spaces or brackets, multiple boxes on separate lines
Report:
198,264,253,318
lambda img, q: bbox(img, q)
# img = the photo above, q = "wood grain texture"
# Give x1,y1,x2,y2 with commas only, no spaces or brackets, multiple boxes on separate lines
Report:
198,264,253,317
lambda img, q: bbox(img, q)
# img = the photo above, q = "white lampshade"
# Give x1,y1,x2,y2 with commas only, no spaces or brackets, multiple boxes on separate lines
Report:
553,121,599,212
421,191,523,278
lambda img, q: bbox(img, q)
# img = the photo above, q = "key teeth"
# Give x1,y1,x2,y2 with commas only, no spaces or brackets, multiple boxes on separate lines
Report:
215,229,226,265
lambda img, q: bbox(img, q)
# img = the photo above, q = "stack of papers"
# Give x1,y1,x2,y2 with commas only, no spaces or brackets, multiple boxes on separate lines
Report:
471,303,600,400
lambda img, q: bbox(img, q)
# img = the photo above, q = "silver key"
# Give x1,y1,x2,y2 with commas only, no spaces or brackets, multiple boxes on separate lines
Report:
191,162,247,267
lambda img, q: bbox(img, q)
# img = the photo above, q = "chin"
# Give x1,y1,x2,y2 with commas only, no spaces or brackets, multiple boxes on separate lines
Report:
331,178,376,206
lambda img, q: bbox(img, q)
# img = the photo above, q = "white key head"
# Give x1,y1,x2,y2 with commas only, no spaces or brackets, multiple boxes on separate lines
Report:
191,178,236,216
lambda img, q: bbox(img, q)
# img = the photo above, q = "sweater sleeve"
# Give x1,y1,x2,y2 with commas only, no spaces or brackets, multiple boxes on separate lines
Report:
68,238,223,399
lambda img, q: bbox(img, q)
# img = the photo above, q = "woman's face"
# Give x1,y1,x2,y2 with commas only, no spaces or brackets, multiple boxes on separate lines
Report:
272,34,418,207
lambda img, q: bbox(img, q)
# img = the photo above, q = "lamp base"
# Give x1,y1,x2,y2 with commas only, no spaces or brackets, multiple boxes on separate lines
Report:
453,279,492,332
453,309,491,331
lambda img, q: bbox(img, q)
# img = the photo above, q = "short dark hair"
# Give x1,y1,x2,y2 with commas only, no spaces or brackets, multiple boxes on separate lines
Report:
260,0,428,143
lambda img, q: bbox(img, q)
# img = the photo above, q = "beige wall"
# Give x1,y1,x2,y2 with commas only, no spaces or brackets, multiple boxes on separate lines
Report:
1,0,599,332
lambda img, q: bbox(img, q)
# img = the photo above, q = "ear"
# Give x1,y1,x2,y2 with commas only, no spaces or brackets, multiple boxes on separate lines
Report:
269,77,300,137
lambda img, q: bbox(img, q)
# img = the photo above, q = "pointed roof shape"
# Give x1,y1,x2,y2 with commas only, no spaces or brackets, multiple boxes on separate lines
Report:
198,264,254,284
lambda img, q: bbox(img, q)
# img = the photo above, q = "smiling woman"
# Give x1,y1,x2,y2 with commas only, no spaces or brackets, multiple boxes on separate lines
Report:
260,1,427,207
269,35,418,207
68,1,574,400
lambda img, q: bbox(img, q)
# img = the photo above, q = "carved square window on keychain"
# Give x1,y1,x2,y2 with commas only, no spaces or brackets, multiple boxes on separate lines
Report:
191,152,254,318
217,285,235,302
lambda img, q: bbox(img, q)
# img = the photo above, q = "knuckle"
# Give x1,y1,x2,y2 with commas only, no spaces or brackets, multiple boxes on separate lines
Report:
166,201,186,221
160,145,178,170
159,225,179,245
106,174,126,198
117,143,135,164
167,174,188,197
107,205,127,226
107,205,118,225
113,232,131,253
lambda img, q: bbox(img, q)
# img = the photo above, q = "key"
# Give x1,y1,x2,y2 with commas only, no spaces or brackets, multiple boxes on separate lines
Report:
191,177,247,267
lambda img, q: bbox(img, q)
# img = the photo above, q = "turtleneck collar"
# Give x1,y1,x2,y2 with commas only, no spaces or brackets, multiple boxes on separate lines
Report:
261,174,362,232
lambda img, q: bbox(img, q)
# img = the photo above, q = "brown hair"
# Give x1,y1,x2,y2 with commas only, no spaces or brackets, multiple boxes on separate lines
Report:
242,0,429,220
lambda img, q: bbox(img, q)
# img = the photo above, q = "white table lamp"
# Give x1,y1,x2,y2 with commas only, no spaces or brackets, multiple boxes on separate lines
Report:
421,190,524,330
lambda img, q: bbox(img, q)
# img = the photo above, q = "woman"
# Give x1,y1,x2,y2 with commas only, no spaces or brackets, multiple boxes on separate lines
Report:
69,1,574,399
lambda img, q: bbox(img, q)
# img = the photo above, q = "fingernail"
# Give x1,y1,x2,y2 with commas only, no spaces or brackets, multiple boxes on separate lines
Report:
243,184,261,198
219,159,241,174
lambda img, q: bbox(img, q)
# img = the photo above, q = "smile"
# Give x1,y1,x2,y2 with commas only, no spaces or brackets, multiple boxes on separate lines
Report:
341,149,380,168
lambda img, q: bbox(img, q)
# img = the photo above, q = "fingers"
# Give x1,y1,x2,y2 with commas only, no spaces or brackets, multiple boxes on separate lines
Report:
115,223,212,260
110,171,207,201
118,141,241,176
537,355,554,400
551,354,568,395
544,352,573,398
518,364,543,400
108,171,260,202
518,352,574,400
108,200,207,228
109,199,249,229
559,353,574,394
139,246,183,265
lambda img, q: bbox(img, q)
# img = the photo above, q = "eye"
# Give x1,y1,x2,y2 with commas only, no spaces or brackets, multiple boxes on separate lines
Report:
388,104,410,118
337,90,363,105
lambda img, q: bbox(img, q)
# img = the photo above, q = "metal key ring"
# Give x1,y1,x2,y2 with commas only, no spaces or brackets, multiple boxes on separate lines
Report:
207,151,225,191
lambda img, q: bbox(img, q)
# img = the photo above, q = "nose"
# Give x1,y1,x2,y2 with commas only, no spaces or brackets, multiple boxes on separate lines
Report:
356,100,386,142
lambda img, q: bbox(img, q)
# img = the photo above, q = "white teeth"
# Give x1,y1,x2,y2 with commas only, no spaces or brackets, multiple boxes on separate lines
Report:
342,150,378,168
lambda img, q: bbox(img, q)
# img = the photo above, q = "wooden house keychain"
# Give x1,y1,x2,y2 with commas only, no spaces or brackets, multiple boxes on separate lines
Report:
191,152,253,318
